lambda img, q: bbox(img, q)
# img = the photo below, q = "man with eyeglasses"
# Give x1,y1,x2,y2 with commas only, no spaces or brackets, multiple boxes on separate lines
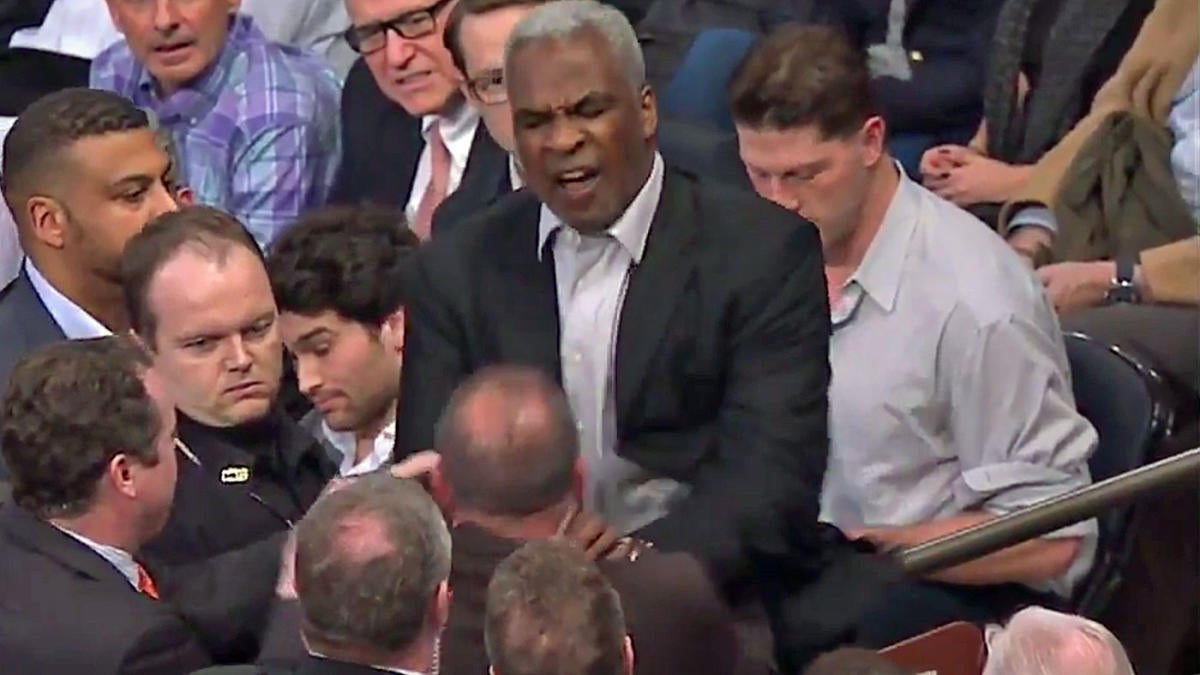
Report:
430,0,752,232
331,0,508,240
91,0,342,250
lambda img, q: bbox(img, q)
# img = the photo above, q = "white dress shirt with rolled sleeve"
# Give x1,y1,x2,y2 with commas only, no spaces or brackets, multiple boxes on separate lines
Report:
819,171,1099,597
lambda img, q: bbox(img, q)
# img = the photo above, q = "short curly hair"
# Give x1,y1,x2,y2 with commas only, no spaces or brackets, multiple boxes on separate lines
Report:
1,337,159,519
1,88,150,209
267,205,419,327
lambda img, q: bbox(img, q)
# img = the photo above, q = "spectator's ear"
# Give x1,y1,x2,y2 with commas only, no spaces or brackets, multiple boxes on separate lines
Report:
176,185,195,206
859,115,887,167
382,309,405,357
432,579,452,631
622,635,635,675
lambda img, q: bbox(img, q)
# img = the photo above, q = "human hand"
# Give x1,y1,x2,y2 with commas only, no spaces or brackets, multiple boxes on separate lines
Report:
554,504,625,560
919,145,970,181
926,153,1029,207
389,450,441,481
1036,261,1116,314
1007,226,1054,268
276,530,298,600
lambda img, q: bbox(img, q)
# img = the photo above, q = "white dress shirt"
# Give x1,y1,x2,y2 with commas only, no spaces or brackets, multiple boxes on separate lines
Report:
404,104,480,225
819,170,1098,597
54,525,139,588
25,260,112,339
509,155,524,191
320,420,396,477
538,153,684,535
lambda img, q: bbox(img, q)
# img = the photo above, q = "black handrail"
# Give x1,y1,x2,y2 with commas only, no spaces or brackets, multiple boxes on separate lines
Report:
899,447,1200,576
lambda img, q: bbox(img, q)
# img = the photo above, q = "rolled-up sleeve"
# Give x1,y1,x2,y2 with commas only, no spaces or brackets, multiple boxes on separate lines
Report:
943,307,1098,543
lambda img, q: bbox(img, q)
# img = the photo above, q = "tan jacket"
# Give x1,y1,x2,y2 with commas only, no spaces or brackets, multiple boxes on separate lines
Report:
999,0,1199,304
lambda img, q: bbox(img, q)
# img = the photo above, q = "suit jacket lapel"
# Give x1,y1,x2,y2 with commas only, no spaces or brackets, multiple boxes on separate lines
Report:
0,505,133,589
386,109,422,208
614,172,697,419
492,199,561,382
460,125,512,201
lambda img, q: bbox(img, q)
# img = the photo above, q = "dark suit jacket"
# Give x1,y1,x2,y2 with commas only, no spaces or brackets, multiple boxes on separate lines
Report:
328,58,507,233
0,270,65,479
0,505,283,674
806,0,1004,134
0,0,52,47
443,524,748,675
430,119,751,235
395,169,831,591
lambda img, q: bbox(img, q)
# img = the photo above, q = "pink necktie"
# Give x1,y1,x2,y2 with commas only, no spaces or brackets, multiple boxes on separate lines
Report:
413,121,452,240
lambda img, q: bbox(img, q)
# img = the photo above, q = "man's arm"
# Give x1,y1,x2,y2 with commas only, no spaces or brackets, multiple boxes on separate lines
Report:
117,619,214,675
640,219,831,588
860,310,1096,586
230,118,341,249
394,243,473,458
162,534,288,663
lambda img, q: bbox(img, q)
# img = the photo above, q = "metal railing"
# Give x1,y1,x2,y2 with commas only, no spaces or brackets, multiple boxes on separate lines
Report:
899,447,1200,576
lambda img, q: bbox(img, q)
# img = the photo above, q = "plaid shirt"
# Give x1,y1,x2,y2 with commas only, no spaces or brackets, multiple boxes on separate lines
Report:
91,15,342,248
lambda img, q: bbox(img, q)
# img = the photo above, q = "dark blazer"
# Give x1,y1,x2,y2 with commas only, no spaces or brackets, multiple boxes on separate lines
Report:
0,0,52,47
808,0,1005,134
395,169,831,591
328,58,507,230
0,270,65,479
143,412,336,566
0,47,90,116
431,119,751,235
0,504,283,674
443,524,747,675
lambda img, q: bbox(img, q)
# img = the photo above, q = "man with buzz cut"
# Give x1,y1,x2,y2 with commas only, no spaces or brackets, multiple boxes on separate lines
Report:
266,205,421,477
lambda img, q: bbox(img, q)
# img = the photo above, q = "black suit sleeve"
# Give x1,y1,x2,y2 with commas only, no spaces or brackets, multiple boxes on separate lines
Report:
640,219,830,588
162,534,286,663
117,620,212,675
328,60,369,205
395,241,473,456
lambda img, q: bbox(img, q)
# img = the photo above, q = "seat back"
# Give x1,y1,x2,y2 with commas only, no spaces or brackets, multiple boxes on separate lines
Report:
1063,331,1174,615
880,621,985,675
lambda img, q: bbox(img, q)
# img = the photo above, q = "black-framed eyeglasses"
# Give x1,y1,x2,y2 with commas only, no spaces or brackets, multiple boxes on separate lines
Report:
344,0,456,55
466,68,506,105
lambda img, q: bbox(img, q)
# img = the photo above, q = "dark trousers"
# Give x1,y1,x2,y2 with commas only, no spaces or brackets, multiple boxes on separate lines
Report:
853,580,1060,649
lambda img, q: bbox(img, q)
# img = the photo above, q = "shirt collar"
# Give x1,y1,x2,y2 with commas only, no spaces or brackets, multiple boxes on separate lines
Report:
53,525,139,589
509,154,524,191
320,416,397,477
537,152,665,262
24,260,112,339
421,101,479,165
136,14,260,122
845,165,920,313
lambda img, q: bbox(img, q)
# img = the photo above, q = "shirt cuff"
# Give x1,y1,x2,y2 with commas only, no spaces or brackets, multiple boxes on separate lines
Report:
1008,206,1058,234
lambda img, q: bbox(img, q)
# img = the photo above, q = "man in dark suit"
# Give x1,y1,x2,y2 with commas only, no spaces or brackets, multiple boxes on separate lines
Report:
0,87,179,402
396,3,906,668
436,366,752,675
120,206,336,566
331,0,507,240
432,0,747,233
0,337,285,674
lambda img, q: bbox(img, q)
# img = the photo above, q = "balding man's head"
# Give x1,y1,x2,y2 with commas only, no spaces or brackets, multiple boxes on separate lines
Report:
983,607,1133,675
435,366,579,516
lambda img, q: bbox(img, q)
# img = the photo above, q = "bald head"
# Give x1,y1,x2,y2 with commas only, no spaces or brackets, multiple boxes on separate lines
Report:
983,607,1133,675
435,366,578,515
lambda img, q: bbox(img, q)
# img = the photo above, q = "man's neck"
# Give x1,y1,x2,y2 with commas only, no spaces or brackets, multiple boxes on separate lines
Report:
454,501,572,541
310,639,433,674
50,510,139,555
29,254,129,331
351,402,397,463
823,161,901,284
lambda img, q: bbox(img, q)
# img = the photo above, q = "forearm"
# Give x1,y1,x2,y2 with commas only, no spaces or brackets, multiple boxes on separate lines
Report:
1138,236,1200,305
862,512,1081,586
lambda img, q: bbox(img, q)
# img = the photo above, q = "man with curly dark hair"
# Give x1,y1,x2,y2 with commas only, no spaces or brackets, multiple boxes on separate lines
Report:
266,205,420,477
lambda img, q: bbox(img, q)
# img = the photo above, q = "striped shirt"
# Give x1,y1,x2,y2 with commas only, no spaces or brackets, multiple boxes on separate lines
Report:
91,14,342,248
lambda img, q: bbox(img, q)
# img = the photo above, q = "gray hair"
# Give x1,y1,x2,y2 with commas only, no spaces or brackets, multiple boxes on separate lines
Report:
504,0,646,93
983,607,1134,675
295,474,452,654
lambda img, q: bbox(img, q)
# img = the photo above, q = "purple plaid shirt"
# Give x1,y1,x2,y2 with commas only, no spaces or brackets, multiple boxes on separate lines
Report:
91,15,342,247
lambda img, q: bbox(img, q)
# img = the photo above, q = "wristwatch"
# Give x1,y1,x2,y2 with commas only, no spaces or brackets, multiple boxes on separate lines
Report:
1105,254,1142,304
